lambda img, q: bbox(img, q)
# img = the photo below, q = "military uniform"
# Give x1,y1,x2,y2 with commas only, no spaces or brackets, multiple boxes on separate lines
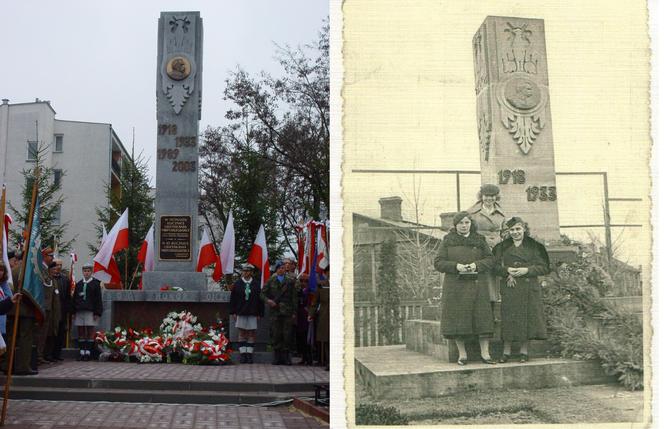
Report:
261,273,298,364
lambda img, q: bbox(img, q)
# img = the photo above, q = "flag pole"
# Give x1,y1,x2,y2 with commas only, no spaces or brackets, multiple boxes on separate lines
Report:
1,168,40,426
127,263,141,290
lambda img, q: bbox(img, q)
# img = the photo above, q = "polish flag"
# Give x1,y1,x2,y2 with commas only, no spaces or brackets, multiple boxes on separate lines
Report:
69,252,77,296
316,226,329,271
247,225,269,288
218,211,235,276
2,214,13,286
196,229,217,272
93,209,129,284
138,224,155,272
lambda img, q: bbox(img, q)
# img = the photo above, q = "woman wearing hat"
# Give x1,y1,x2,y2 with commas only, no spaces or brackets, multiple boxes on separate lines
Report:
73,263,103,361
230,263,264,364
493,217,550,363
467,184,506,322
434,211,496,365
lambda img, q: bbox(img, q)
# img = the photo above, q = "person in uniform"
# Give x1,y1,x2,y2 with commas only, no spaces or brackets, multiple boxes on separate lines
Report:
50,258,72,361
261,260,298,365
308,266,330,371
493,217,550,363
38,262,62,364
73,263,103,361
434,211,496,365
467,184,506,322
4,253,38,375
229,263,264,364
295,273,313,365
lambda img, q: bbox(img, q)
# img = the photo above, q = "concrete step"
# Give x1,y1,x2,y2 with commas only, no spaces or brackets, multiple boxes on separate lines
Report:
4,385,313,404
60,348,282,364
355,345,614,400
405,319,556,363
1,375,315,393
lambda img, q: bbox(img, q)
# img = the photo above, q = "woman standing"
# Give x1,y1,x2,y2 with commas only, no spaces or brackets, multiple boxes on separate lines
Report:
467,184,506,322
434,212,496,365
493,217,550,363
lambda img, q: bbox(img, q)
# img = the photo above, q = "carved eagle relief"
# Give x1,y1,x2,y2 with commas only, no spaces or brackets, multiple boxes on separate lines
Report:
497,75,547,155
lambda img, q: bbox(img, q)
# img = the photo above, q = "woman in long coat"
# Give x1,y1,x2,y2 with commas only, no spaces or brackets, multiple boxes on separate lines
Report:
493,217,550,363
434,211,496,365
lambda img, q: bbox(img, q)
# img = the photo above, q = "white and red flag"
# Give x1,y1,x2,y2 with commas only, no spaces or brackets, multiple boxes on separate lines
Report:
93,208,129,284
247,225,270,288
316,225,329,272
218,211,235,277
138,224,155,273
69,252,77,296
2,214,13,286
196,229,218,272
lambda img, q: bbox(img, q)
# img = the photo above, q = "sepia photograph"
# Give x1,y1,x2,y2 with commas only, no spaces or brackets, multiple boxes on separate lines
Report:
342,1,650,426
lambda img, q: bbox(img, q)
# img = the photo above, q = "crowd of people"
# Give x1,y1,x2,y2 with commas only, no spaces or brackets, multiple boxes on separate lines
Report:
435,184,551,365
230,257,330,370
0,248,103,375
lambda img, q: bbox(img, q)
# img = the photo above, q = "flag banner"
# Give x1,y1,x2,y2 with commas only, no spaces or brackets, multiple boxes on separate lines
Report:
196,229,217,272
22,197,45,322
93,209,129,284
219,211,235,275
2,214,13,286
247,225,269,288
138,224,155,272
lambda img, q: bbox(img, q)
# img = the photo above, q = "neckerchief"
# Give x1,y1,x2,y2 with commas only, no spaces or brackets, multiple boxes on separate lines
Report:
242,277,253,301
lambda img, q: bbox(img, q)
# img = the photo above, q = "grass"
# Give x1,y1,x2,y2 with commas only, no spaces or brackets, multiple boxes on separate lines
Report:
356,384,643,425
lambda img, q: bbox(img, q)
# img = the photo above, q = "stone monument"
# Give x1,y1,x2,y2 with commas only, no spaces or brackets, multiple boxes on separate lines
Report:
473,16,560,242
100,12,231,333
143,11,206,290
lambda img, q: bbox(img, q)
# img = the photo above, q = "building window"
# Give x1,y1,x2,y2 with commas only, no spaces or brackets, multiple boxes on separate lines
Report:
27,141,38,161
53,169,63,188
53,205,61,226
54,134,64,152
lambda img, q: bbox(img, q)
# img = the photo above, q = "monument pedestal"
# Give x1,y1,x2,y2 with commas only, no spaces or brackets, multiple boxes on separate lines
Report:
141,271,207,291
100,289,230,332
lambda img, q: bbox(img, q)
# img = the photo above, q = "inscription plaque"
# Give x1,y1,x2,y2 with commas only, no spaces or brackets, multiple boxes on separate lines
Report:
159,215,192,260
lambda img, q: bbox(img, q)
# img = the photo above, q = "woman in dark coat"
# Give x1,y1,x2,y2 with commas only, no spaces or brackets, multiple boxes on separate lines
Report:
434,211,496,365
230,263,264,364
493,217,550,363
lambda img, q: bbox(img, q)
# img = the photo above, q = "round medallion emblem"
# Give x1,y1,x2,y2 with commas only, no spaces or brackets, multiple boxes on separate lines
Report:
504,77,541,111
166,56,191,81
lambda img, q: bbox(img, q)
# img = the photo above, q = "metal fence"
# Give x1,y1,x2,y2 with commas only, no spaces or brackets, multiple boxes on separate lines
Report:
354,300,428,347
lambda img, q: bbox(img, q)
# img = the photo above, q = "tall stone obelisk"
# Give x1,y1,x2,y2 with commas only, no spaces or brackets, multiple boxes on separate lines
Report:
143,11,206,290
473,16,560,243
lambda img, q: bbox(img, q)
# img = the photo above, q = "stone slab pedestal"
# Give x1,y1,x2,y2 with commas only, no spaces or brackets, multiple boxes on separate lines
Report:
355,345,613,400
100,289,230,332
141,271,207,291
405,319,554,363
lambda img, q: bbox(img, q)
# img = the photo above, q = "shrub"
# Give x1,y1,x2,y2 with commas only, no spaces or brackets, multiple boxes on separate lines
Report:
542,250,643,390
356,404,409,425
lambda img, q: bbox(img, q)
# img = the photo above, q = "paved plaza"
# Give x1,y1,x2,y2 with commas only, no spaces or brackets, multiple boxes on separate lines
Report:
1,399,326,428
20,360,329,384
0,361,329,428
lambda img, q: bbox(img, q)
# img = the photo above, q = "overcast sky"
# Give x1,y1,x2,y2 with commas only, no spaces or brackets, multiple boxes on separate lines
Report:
1,1,328,184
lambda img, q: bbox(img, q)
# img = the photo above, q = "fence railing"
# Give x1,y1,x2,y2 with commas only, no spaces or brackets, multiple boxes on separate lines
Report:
354,300,428,347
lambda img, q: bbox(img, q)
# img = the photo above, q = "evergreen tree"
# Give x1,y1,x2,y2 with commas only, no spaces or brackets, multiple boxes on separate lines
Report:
8,144,73,252
377,239,402,344
90,147,154,288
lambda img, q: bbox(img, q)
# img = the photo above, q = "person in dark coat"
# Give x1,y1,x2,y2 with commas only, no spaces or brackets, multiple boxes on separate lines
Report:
50,259,72,361
295,273,313,365
229,263,264,364
73,263,103,361
493,217,550,363
308,267,329,371
261,260,298,365
37,262,62,364
434,211,496,365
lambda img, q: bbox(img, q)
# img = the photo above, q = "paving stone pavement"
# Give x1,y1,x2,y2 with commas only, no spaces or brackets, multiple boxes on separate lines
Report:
23,361,329,384
1,400,327,428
